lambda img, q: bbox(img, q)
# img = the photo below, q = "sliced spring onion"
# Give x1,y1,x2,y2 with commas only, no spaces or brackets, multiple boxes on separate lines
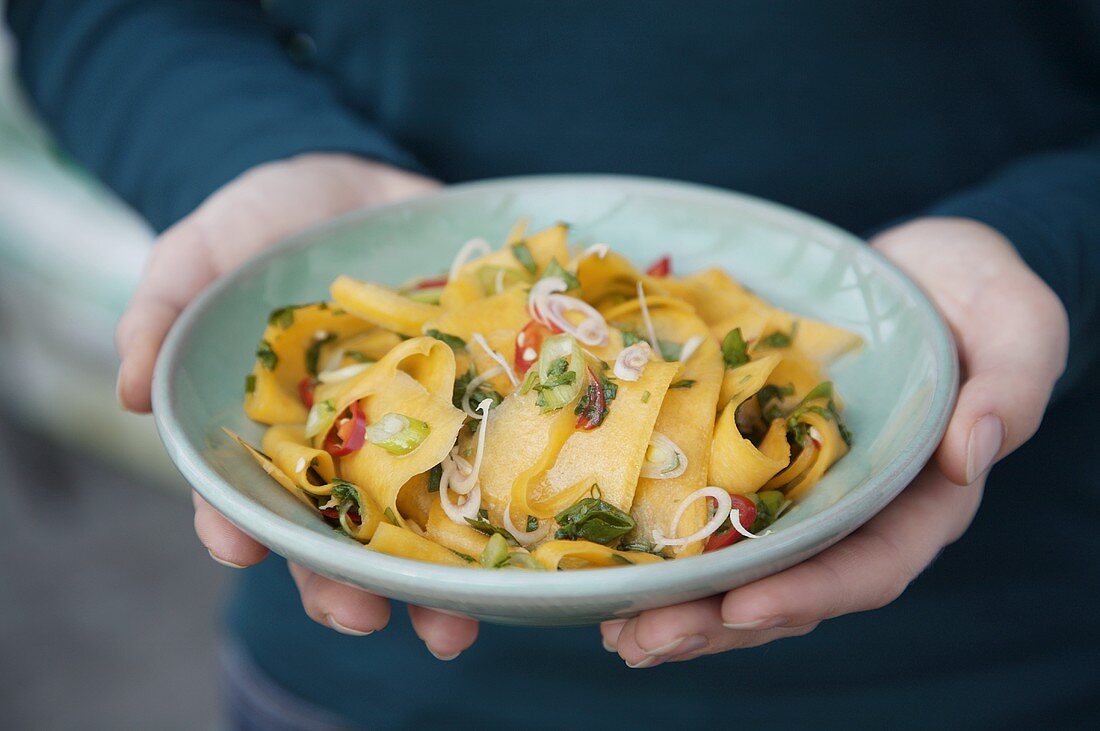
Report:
440,467,481,524
613,341,654,381
447,399,493,496
472,332,519,388
636,281,661,355
582,243,609,259
480,533,511,568
449,237,492,280
652,487,732,549
679,335,706,362
728,508,772,539
461,365,504,419
366,412,431,455
502,501,551,546
305,399,338,438
640,432,688,479
534,334,585,412
316,363,371,385
543,294,609,346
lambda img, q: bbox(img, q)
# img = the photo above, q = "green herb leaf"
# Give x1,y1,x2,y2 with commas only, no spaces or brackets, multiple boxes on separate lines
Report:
345,350,373,363
669,379,696,389
330,480,360,507
801,381,834,404
256,340,278,370
427,464,443,493
383,507,399,525
553,495,635,545
465,516,518,544
425,329,466,351
267,306,296,329
721,328,749,368
543,258,580,290
640,390,651,403
621,330,644,347
526,515,539,532
618,540,664,556
244,374,256,394
511,241,538,274
758,330,792,349
451,550,476,563
304,333,336,375
657,340,682,361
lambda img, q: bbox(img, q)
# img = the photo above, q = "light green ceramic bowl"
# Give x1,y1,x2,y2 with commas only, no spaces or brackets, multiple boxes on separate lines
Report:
153,175,957,626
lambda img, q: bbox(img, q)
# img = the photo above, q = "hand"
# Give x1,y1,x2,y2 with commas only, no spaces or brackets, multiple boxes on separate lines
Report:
601,217,1068,667
117,153,478,660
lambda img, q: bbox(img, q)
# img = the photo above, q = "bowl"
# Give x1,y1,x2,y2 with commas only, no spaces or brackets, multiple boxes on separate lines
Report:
152,175,957,625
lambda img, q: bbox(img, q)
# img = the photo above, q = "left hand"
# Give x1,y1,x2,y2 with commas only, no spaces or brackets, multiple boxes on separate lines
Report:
601,217,1068,668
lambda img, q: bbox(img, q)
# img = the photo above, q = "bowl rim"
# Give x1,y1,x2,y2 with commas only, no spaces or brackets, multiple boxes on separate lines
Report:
152,174,958,601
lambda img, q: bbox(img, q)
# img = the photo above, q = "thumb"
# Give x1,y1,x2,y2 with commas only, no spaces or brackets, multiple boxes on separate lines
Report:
874,218,1068,486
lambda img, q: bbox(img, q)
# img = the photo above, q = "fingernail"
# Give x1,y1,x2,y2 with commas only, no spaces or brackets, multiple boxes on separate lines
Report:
325,614,373,636
207,550,248,569
626,655,661,669
965,415,1005,484
602,639,618,652
428,648,461,661
646,634,708,658
722,616,788,631
115,367,126,407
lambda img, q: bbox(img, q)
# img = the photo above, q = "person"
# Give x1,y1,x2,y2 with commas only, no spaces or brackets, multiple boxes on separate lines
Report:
8,1,1098,727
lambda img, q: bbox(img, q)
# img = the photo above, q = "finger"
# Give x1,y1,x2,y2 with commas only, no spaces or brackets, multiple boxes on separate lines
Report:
873,219,1068,485
287,562,391,636
611,596,819,668
720,467,982,631
407,604,480,661
599,619,627,652
192,492,269,568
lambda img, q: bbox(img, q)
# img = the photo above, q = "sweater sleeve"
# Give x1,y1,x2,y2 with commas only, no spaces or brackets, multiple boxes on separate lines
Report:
924,135,1100,396
5,0,424,231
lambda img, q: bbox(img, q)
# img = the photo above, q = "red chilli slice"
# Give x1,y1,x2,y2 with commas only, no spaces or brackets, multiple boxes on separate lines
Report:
645,255,671,277
323,400,368,456
575,366,608,430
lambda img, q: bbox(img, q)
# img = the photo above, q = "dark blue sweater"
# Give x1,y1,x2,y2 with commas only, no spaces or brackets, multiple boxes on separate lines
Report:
8,1,1099,727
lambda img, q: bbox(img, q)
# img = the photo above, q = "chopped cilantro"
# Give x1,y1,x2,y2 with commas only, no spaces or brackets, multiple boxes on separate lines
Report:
511,241,538,274
465,516,518,544
244,374,256,394
425,329,466,350
669,379,696,389
427,464,443,493
345,350,373,363
641,390,651,403
721,328,749,368
758,331,792,349
621,330,644,347
256,340,278,370
543,258,580,290
657,340,683,361
267,306,295,329
383,507,399,525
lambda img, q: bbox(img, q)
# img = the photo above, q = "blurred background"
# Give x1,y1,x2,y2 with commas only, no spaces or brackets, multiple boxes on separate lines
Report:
0,17,229,730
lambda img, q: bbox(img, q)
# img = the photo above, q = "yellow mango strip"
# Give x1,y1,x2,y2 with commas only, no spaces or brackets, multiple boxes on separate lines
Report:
764,440,817,490
424,287,530,395
709,355,792,494
245,302,376,425
329,329,404,366
575,250,671,310
626,311,724,558
783,408,849,501
478,390,579,523
441,222,570,308
261,425,336,496
315,336,456,415
765,352,828,405
531,540,665,570
533,360,680,517
330,276,442,337
425,498,491,558
789,318,863,364
339,371,466,527
395,472,434,530
368,523,471,567
223,428,314,508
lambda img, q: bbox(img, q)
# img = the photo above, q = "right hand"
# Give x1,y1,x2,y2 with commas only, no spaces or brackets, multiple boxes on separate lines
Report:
117,153,478,660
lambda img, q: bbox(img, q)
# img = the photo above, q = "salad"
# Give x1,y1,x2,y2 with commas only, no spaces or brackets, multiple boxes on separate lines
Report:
229,220,859,570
